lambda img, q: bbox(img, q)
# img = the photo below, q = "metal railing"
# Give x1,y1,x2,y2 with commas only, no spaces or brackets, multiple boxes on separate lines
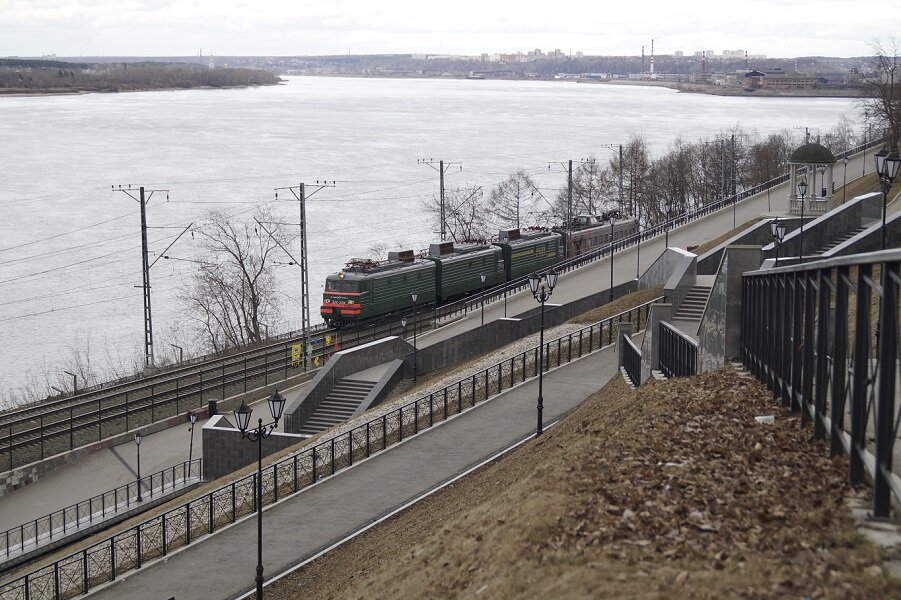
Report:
0,298,662,600
621,334,642,387
0,140,881,476
741,249,900,518
1,459,201,563
658,321,698,379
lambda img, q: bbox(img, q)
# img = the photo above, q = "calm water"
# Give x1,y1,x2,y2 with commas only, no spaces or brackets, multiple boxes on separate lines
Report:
0,76,857,398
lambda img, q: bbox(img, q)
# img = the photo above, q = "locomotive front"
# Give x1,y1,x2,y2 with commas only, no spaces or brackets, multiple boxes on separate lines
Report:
320,271,366,327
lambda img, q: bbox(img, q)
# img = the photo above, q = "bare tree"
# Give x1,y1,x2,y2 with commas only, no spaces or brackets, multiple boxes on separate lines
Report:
422,185,489,242
860,39,901,149
180,208,295,352
553,158,616,219
486,170,539,229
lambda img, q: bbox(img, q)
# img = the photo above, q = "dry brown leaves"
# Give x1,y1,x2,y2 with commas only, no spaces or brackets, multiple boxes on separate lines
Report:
266,369,901,600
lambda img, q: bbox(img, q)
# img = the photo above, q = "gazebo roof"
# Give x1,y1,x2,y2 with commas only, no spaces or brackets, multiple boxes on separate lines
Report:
789,142,836,165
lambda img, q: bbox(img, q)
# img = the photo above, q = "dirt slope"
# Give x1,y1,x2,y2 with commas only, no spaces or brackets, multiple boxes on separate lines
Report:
267,370,900,599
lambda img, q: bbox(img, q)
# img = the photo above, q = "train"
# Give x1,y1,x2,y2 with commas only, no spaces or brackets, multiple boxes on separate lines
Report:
320,213,638,327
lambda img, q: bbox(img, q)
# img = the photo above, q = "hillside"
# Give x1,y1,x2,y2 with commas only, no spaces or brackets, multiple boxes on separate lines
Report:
267,370,900,599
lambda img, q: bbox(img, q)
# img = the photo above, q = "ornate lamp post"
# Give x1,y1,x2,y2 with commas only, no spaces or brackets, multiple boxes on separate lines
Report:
770,218,787,267
797,179,807,263
480,273,486,325
411,292,418,384
528,268,558,436
875,147,901,250
234,389,286,600
134,432,143,502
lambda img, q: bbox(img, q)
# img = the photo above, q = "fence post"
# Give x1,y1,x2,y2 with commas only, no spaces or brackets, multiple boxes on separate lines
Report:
849,264,871,485
873,259,899,518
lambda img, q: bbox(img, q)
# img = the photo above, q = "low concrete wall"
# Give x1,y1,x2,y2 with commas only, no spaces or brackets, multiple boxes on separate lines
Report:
664,253,697,315
639,247,694,290
640,303,672,383
284,337,411,434
202,415,308,480
768,192,882,260
698,246,762,373
353,359,405,417
697,220,792,275
414,280,637,377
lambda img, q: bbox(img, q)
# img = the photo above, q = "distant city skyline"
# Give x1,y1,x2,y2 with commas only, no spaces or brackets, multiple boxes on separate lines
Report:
0,0,897,59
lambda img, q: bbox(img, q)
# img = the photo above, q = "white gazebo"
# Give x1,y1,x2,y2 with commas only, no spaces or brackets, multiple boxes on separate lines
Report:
787,142,837,215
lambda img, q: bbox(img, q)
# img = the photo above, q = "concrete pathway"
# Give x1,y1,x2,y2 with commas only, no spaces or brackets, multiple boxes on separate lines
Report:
87,344,622,600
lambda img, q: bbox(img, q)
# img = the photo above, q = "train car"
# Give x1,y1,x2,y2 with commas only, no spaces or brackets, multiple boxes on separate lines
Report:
560,212,639,257
494,228,563,280
320,250,437,328
426,241,505,301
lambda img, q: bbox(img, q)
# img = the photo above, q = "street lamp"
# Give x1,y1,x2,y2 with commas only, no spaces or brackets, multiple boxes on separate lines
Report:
170,343,184,364
770,218,787,267
608,213,616,303
875,147,901,250
797,178,807,263
411,292,418,384
234,389,287,600
842,157,849,203
480,273,486,325
528,268,558,436
187,411,198,467
63,370,77,395
134,432,143,502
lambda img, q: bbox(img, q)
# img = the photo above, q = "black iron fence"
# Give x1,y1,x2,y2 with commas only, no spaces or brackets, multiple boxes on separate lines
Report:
0,298,661,600
1,459,201,563
741,249,900,518
621,334,642,387
658,321,698,379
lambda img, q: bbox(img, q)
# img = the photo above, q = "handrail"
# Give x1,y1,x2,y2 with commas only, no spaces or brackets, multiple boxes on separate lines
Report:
621,334,642,387
0,459,202,562
0,297,663,599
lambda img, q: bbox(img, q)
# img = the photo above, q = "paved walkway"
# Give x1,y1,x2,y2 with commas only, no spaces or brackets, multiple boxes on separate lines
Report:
88,343,622,600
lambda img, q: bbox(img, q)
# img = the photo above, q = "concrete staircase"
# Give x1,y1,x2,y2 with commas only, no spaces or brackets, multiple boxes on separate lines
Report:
673,283,712,322
298,378,376,436
813,224,869,256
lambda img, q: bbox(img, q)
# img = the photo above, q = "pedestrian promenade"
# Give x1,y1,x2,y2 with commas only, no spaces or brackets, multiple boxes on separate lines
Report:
87,343,623,600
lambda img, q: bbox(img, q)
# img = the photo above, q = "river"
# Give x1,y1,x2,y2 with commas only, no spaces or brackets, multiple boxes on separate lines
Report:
0,76,858,402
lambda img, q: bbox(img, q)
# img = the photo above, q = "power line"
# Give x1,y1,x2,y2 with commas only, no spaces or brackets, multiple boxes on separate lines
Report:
0,212,135,254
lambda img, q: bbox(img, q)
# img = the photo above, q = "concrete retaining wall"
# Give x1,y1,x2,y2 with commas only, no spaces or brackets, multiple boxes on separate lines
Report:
698,246,762,372
664,253,697,315
414,280,637,377
639,247,694,291
284,337,411,434
202,415,308,480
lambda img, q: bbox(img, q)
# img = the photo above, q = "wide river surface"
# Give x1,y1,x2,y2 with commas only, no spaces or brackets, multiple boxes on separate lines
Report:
0,76,858,401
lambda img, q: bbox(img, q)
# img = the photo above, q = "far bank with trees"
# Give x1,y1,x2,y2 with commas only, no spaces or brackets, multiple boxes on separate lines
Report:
0,58,280,95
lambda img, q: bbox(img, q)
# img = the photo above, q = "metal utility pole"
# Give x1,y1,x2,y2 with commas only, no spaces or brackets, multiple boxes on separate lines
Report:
113,185,176,370
549,160,575,257
418,159,461,241
731,134,737,229
272,181,335,371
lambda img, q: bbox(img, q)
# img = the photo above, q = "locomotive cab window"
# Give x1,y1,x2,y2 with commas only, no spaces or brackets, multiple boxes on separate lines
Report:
326,280,358,292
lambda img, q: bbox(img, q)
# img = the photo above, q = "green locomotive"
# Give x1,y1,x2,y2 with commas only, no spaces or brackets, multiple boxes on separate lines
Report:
320,229,562,327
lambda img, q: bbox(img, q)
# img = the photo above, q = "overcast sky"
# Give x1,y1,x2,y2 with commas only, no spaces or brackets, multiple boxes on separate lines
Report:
0,0,897,58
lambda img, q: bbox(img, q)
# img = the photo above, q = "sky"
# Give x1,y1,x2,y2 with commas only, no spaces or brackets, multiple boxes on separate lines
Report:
0,0,898,59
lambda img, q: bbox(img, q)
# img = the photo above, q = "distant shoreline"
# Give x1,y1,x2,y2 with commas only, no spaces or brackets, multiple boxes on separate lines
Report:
596,78,862,98
286,72,863,99
0,81,282,98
